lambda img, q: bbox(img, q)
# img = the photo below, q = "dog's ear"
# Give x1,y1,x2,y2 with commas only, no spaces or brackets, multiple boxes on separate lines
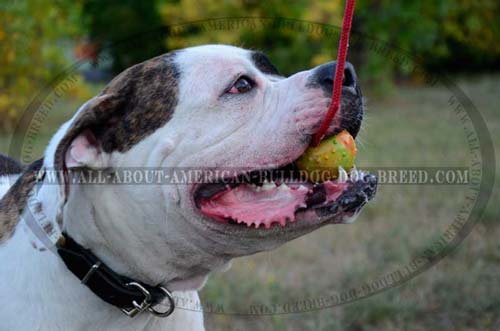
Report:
53,54,179,199
64,129,103,168
55,55,180,172
54,94,125,171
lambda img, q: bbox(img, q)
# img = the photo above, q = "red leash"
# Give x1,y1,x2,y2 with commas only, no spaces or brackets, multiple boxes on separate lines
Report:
312,0,356,146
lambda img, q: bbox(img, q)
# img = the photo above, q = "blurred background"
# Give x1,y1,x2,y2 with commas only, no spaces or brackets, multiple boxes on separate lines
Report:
1,1,499,330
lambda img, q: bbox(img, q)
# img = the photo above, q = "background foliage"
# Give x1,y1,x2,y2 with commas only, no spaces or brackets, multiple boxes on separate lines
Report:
0,0,93,131
1,0,499,131
81,0,166,74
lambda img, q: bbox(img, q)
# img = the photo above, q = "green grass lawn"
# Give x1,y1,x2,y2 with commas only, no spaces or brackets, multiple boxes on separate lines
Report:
1,75,498,331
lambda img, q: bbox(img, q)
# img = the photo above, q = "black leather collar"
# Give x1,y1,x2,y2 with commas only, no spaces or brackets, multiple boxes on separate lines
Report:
56,233,175,318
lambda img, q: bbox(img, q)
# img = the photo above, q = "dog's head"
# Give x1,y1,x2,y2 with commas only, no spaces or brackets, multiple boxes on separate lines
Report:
46,45,376,289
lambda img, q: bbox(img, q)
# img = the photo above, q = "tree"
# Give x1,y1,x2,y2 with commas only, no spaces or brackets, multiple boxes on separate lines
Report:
81,0,166,74
0,0,84,131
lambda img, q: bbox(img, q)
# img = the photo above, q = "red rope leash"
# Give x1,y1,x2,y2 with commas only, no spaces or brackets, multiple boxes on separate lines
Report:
312,0,356,146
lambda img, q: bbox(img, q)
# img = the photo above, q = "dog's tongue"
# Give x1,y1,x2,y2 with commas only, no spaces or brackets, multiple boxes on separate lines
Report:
200,184,309,228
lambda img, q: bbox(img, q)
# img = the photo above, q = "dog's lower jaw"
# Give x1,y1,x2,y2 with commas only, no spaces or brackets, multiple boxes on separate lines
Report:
0,222,204,331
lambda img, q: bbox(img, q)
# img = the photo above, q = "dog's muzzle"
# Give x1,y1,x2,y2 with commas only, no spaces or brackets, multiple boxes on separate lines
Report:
309,61,363,138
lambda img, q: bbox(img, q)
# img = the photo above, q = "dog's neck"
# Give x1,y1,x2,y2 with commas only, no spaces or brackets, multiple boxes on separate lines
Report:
0,178,204,330
63,183,166,284
1,228,168,330
61,180,212,290
64,185,211,290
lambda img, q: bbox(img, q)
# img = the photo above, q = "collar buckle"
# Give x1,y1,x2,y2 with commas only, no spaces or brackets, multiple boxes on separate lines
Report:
57,233,176,319
121,282,175,318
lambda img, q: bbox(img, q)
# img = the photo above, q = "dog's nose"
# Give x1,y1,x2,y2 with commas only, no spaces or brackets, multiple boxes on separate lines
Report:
312,61,357,92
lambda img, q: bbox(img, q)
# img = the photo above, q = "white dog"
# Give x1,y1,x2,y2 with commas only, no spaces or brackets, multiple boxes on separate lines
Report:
0,45,376,330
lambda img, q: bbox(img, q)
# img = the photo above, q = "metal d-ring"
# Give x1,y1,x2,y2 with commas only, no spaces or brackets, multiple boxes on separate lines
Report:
121,282,175,318
147,286,175,317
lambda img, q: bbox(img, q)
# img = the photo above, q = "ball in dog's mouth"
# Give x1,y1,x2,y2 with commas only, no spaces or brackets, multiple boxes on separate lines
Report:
193,131,377,229
296,130,357,180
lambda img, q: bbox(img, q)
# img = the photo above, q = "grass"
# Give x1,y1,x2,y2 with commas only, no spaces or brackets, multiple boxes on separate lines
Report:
1,75,499,330
201,75,500,331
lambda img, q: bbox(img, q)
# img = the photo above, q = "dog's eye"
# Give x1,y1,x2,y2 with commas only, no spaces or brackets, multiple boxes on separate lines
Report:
227,76,253,94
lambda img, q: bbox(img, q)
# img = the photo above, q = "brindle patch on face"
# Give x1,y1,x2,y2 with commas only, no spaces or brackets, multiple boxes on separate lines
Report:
0,159,43,244
251,51,280,76
54,53,179,172
0,155,24,176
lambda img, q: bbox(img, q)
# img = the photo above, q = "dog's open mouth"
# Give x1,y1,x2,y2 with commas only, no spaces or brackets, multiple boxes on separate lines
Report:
193,80,375,229
194,157,377,229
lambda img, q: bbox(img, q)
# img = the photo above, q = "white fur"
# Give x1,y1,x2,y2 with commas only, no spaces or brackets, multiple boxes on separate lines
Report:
0,175,18,199
0,224,203,331
0,44,348,330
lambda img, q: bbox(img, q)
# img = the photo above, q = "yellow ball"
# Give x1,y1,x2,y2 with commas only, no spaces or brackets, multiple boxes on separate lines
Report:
297,130,357,181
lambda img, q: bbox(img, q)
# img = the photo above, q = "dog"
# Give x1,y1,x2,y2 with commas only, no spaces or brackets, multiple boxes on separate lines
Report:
0,44,377,330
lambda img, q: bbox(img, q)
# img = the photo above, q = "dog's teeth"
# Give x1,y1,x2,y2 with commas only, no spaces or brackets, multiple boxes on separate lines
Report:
262,182,276,190
251,183,262,191
298,185,308,191
250,183,260,190
349,166,364,181
338,166,348,182
349,165,357,177
353,169,364,181
279,183,291,191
